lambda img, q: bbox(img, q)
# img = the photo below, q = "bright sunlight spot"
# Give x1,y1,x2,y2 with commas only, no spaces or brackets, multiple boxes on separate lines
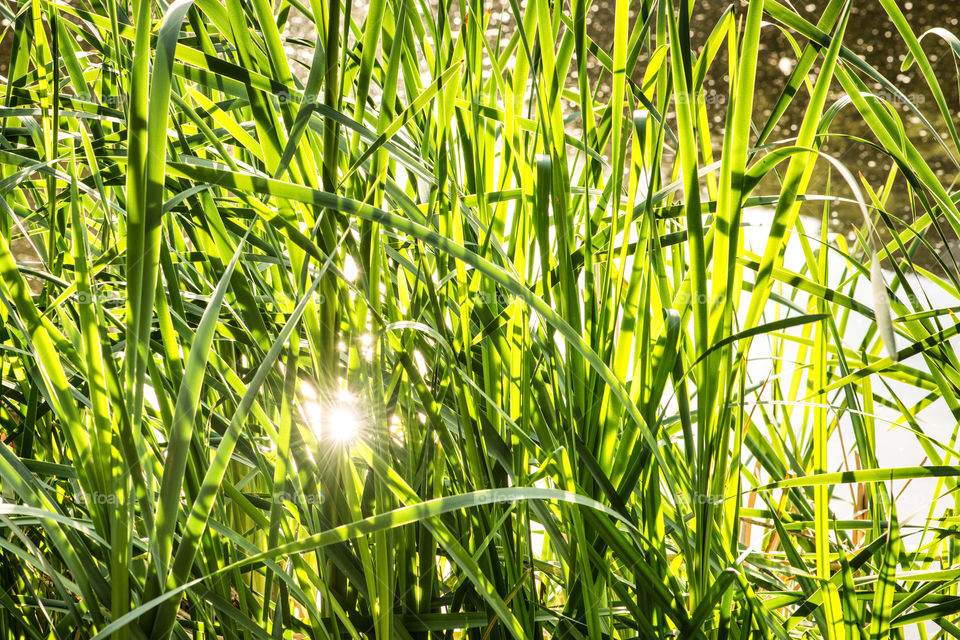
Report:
342,254,359,282
300,384,362,444
327,394,361,442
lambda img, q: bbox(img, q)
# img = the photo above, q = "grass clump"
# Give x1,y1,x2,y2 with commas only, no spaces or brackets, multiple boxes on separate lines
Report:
2,0,960,637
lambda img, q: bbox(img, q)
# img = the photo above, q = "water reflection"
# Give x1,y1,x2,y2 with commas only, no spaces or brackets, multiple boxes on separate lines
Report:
619,1,958,269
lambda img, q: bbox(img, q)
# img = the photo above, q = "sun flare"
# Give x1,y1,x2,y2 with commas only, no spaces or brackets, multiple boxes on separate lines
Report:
300,385,362,444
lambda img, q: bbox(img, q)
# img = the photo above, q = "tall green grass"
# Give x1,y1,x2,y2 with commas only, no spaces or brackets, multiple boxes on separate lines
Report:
2,0,960,636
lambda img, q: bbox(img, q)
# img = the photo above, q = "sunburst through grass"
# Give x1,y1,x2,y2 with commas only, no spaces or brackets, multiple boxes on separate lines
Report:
301,383,365,445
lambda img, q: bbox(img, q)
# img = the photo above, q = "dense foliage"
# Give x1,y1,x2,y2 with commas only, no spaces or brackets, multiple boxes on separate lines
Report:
2,0,960,636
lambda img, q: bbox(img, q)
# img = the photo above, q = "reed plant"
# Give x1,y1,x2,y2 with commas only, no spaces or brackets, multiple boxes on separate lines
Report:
2,0,960,636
